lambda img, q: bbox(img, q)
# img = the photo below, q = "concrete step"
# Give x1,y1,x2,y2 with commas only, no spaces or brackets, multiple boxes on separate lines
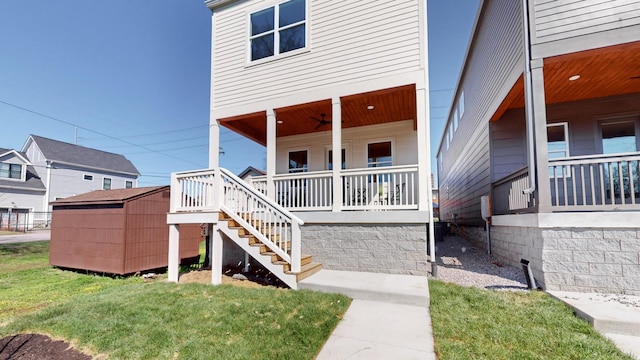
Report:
299,269,430,307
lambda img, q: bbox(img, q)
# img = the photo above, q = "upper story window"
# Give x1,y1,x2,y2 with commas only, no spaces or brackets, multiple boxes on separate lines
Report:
125,180,133,189
103,177,112,190
288,150,308,173
250,0,306,62
83,174,93,181
0,163,22,180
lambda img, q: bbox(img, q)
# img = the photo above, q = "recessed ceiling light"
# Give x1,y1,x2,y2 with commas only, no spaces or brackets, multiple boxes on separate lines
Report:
569,75,580,81
367,105,374,110
276,120,283,124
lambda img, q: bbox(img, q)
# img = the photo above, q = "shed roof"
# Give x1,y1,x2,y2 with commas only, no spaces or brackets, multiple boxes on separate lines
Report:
26,135,140,176
51,186,169,206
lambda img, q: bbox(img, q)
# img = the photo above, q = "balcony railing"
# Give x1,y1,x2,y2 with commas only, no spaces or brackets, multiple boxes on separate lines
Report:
491,153,640,214
549,153,640,211
492,167,536,214
248,165,419,211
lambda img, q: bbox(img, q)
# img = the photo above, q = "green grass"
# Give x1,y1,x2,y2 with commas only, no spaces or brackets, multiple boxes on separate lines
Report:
429,280,633,360
0,241,350,359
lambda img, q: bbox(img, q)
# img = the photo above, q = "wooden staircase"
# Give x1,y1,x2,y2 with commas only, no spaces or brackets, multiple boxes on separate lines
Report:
218,212,322,286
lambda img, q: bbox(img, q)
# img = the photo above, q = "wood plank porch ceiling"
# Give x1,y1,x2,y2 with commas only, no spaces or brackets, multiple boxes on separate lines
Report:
219,84,417,146
491,41,640,121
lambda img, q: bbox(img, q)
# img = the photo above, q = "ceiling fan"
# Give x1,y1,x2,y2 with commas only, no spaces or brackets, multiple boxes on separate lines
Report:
310,113,331,129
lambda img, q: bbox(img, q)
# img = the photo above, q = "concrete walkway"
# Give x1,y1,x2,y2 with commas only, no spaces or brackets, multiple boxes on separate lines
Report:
549,291,640,360
299,270,435,359
0,229,50,244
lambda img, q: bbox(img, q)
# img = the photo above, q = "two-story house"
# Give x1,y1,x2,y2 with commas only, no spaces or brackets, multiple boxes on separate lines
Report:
438,0,640,294
0,135,140,230
167,0,435,288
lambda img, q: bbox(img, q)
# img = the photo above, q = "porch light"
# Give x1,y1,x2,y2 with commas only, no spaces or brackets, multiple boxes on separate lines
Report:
569,75,580,81
277,120,283,124
367,105,374,110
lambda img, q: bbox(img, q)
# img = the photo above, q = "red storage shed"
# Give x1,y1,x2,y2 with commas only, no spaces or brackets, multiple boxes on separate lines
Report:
50,186,202,275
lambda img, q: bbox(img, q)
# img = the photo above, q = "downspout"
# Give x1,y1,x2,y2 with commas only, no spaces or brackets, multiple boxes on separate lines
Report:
522,0,536,195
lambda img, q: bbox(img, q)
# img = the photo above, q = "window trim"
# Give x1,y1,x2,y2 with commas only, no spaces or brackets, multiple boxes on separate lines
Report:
596,115,640,155
246,0,309,64
367,140,393,168
325,144,350,170
547,122,570,178
83,174,94,181
288,149,309,173
102,177,112,190
125,180,133,189
0,162,23,181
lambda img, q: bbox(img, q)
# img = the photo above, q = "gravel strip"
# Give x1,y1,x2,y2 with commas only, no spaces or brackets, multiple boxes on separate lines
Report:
430,235,529,291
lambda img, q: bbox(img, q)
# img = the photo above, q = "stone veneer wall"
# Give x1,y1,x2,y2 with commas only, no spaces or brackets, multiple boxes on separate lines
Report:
464,225,640,295
301,223,429,275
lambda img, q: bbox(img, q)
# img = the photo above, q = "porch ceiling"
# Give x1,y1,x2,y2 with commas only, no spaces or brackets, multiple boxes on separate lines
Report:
219,84,417,146
491,41,640,121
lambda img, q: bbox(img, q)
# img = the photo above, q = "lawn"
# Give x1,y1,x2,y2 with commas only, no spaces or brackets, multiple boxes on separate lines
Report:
0,241,350,359
429,280,633,359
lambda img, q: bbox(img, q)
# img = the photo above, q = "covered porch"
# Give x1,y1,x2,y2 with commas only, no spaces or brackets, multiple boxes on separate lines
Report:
210,83,431,214
490,41,640,215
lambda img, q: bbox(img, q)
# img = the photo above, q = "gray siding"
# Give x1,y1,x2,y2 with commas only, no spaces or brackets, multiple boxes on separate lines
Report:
532,0,640,44
438,0,523,225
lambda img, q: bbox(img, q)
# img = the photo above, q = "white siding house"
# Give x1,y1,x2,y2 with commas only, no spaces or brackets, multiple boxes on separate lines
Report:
167,0,433,288
438,0,640,294
0,148,45,230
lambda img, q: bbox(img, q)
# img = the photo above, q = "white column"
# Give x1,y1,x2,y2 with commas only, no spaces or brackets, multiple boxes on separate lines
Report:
211,224,223,285
266,109,277,200
209,119,220,169
168,224,180,283
416,88,430,212
332,97,342,212
43,161,52,212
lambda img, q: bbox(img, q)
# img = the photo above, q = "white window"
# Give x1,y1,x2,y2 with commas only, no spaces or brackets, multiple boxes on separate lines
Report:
547,123,569,159
600,120,637,154
367,141,392,167
103,177,112,190
458,91,465,118
327,149,346,170
83,174,93,181
125,181,133,189
453,109,459,131
249,0,306,62
547,122,569,177
288,150,308,173
0,163,22,180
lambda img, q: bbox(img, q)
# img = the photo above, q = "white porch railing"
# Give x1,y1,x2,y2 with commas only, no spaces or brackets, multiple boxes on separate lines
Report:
341,165,419,210
170,168,304,273
248,165,419,211
549,153,640,211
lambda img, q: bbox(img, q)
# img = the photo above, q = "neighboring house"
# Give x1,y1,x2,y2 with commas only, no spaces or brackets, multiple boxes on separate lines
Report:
22,135,140,212
167,0,434,288
238,166,266,182
437,0,640,293
0,148,46,230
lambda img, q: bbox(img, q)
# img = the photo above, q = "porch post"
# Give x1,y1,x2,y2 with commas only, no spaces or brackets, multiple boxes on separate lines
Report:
168,224,180,283
531,59,552,212
209,119,220,169
416,88,430,212
210,224,223,285
332,96,342,211
266,108,277,200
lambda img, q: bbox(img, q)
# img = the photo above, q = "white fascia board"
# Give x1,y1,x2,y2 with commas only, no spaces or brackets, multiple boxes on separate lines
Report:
205,0,238,11
0,185,46,193
0,150,32,165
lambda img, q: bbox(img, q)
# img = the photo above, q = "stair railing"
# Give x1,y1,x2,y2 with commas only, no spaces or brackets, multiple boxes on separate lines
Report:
218,168,304,273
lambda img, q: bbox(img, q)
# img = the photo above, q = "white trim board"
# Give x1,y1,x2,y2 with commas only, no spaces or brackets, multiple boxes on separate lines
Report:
492,212,640,228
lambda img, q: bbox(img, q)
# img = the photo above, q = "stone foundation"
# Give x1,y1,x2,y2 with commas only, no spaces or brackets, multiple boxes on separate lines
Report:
301,223,429,275
463,225,640,295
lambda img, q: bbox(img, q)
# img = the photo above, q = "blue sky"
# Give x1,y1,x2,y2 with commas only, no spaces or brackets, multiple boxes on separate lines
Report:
0,0,478,187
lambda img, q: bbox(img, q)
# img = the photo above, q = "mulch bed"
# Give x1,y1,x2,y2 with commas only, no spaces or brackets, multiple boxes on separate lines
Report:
0,333,92,360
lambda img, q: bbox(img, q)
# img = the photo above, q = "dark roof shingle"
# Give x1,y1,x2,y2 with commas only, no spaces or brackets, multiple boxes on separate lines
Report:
29,135,140,175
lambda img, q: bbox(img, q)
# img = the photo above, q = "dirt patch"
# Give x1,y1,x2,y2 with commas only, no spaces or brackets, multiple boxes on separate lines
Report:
179,271,269,289
179,263,287,289
0,333,93,360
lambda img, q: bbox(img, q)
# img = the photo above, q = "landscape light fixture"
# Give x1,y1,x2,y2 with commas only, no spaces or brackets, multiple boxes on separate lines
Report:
367,105,374,110
569,75,580,81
